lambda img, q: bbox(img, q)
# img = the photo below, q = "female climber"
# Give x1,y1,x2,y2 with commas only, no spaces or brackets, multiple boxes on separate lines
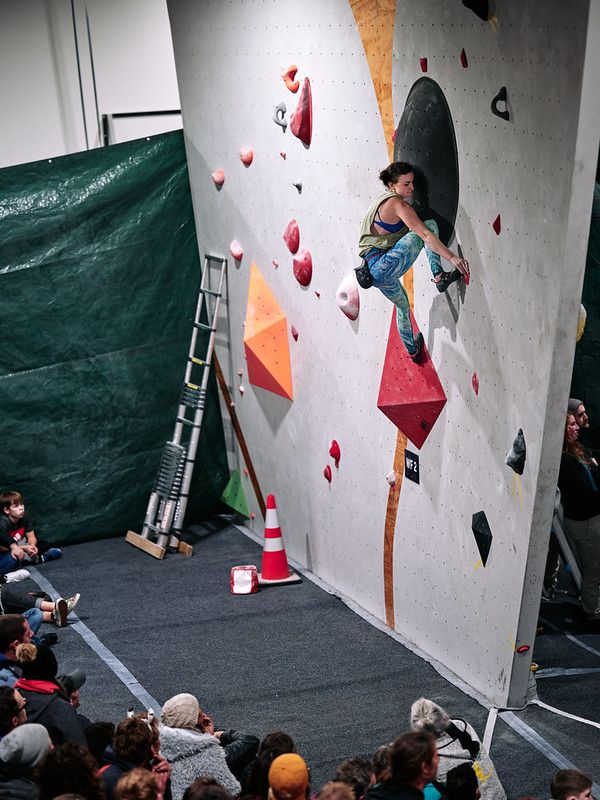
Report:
358,161,469,363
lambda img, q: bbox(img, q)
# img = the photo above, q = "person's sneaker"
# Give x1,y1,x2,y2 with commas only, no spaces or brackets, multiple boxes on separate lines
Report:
40,548,62,563
66,593,80,615
39,632,59,647
409,332,425,364
5,569,31,583
434,268,463,292
53,598,68,628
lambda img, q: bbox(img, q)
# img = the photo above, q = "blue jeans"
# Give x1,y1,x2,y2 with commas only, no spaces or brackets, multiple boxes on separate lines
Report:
0,551,20,575
368,219,442,354
23,608,43,639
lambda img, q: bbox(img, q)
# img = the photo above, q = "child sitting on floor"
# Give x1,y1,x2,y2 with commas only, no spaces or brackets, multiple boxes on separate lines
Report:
0,490,62,575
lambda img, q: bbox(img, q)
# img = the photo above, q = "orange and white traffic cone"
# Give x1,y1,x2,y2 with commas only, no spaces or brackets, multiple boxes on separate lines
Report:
258,494,301,585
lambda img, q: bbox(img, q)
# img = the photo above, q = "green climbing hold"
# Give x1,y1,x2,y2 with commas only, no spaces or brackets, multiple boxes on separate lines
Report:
220,470,250,518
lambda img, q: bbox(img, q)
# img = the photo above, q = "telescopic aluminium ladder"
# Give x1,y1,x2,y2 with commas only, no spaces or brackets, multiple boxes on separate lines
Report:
126,254,227,560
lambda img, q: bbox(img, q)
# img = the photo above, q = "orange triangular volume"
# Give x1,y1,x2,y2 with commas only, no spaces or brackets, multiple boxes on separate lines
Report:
244,264,293,400
245,262,287,339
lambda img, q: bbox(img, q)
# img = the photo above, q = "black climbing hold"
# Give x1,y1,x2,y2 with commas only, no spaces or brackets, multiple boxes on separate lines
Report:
491,86,509,121
506,428,526,475
462,0,490,21
472,511,492,566
394,78,459,245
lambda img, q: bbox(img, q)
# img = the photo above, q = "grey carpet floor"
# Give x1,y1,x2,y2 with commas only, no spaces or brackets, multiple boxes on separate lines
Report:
19,521,600,799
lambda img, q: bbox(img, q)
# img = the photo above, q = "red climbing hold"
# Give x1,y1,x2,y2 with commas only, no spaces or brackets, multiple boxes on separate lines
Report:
492,214,501,235
377,309,447,449
280,151,286,159
516,645,530,654
323,465,332,483
272,259,279,269
420,57,428,72
283,219,300,254
240,148,254,166
211,169,225,187
290,78,312,147
329,440,341,468
336,274,360,321
291,325,299,341
293,248,313,287
471,372,479,395
314,290,320,298
282,64,299,93
460,48,469,68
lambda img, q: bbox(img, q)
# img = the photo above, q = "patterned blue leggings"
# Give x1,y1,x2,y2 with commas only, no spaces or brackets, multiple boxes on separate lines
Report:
368,219,442,354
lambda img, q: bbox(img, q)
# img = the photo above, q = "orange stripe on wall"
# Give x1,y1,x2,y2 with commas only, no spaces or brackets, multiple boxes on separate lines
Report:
351,0,415,630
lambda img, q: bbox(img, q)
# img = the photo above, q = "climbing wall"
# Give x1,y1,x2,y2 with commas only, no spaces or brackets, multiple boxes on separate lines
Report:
167,0,600,706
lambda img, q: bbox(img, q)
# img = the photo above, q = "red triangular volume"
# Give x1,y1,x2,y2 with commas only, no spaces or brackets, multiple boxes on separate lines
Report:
290,78,312,146
377,310,447,449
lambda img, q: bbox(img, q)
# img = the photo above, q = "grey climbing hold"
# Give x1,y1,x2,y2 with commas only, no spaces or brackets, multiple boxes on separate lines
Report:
506,428,526,475
472,511,492,567
273,102,287,133
292,181,302,194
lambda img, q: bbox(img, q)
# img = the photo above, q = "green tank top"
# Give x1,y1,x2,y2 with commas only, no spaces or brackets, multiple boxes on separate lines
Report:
358,191,409,256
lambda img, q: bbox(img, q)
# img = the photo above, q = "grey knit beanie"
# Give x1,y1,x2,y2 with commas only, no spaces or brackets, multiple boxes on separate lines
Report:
0,723,52,768
568,398,583,415
160,693,200,729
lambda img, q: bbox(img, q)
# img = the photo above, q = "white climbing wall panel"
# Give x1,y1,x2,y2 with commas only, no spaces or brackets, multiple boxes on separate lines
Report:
167,0,600,706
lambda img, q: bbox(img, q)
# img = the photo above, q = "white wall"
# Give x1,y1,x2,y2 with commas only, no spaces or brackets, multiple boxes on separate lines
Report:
168,0,600,706
0,0,181,168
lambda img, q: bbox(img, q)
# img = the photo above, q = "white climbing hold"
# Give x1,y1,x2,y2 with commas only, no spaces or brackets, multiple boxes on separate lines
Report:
336,273,360,321
229,240,243,261
386,470,397,487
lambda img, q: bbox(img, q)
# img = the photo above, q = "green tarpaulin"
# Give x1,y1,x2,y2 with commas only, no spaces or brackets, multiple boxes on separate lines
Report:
0,131,228,544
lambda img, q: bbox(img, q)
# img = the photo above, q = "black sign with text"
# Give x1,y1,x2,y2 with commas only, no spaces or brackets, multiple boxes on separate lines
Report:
404,450,420,484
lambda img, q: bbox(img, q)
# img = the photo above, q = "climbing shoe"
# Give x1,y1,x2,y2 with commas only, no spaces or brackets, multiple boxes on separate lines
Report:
410,333,425,364
435,268,462,292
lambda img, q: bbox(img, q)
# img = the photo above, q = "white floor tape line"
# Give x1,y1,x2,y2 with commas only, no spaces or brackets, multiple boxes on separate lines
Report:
499,712,600,798
483,707,498,753
536,667,600,679
29,567,161,712
530,698,600,731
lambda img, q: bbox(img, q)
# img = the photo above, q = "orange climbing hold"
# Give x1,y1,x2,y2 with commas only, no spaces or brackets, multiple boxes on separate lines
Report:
290,78,312,147
283,219,300,254
282,64,299,93
244,262,293,400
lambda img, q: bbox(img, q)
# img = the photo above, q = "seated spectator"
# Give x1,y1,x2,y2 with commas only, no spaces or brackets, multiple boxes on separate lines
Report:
1,581,79,630
241,731,296,800
159,693,242,800
335,756,373,800
0,685,28,739
558,412,600,623
318,783,355,800
35,741,105,800
100,713,171,800
365,731,438,800
550,769,593,800
410,699,506,800
268,753,310,800
115,767,160,800
85,720,115,766
183,778,232,800
13,643,87,746
445,763,480,800
0,722,52,799
0,615,56,689
371,745,390,784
